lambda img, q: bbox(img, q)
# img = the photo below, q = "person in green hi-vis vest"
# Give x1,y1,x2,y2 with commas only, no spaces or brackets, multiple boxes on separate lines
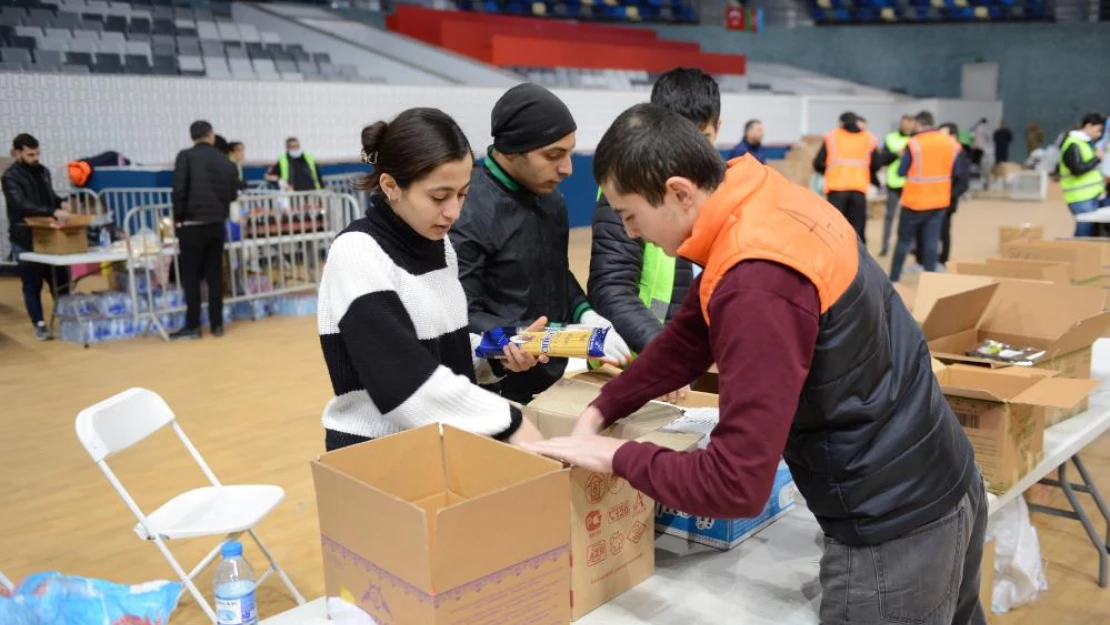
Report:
1059,113,1106,237
878,114,916,257
589,68,719,402
267,136,321,191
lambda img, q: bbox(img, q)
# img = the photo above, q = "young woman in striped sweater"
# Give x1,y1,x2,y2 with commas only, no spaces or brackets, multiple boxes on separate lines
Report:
317,108,547,451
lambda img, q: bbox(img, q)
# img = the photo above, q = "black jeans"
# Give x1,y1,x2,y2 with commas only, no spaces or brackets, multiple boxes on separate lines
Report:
939,204,956,265
178,224,225,330
827,191,868,244
890,208,946,282
12,243,70,326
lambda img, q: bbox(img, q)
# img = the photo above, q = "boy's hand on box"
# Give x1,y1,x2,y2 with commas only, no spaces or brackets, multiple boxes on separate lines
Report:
660,385,690,405
523,435,626,473
508,417,545,446
502,316,550,372
572,406,606,437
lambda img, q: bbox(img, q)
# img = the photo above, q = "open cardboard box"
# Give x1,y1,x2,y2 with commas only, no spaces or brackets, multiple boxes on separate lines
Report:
948,258,1072,285
937,363,1097,493
524,378,702,620
571,367,719,409
999,239,1102,284
998,224,1043,251
24,214,94,255
312,424,572,625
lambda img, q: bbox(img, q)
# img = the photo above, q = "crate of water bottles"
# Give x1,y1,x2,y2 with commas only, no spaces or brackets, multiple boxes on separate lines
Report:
56,291,136,345
231,298,274,320
272,293,316,317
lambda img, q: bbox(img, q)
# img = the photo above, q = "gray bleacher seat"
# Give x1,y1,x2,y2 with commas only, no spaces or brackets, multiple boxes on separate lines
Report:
93,51,122,73
26,10,55,28
228,58,253,78
152,40,174,57
74,27,100,39
294,59,315,74
173,7,194,19
225,46,247,59
1,8,27,25
130,9,152,21
104,3,130,17
152,33,174,47
260,31,280,45
0,61,28,71
32,51,64,71
274,59,297,74
62,63,91,74
312,52,331,64
173,17,194,29
238,24,260,43
45,26,72,39
279,71,303,82
85,1,109,15
319,63,342,80
151,54,177,75
204,56,230,78
41,0,64,6
151,18,173,34
252,57,278,79
129,32,151,43
177,54,203,74
16,26,44,39
124,40,150,58
78,17,103,32
1,48,34,66
54,12,81,29
216,22,239,41
69,37,98,53
200,40,223,56
196,21,219,40
337,65,359,80
194,8,213,21
98,32,124,53
151,6,173,19
124,53,151,73
9,36,36,51
37,34,70,52
65,51,92,65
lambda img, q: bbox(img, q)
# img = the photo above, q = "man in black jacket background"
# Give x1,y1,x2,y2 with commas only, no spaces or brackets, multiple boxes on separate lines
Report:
589,68,713,378
2,133,70,340
171,120,239,340
451,83,631,404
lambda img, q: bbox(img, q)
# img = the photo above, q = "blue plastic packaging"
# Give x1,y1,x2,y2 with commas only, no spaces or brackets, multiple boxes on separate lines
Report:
475,325,608,359
0,571,181,625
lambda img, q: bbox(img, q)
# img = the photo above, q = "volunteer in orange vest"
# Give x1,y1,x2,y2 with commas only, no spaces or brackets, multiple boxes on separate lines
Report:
526,103,985,625
889,110,968,282
812,111,881,243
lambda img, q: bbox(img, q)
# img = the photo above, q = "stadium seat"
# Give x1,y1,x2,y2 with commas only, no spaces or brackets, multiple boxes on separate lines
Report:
1,48,34,66
124,53,152,73
92,51,123,73
151,54,177,75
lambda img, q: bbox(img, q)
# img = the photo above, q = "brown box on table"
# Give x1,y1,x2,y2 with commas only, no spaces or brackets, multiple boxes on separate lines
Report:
25,215,93,255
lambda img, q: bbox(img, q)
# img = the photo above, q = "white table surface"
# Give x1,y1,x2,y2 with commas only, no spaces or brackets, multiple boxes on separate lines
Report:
18,247,176,266
1075,207,1110,223
260,340,1110,624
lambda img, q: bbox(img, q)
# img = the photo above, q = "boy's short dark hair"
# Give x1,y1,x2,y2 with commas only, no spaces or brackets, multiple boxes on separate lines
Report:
594,103,726,207
12,133,38,151
1081,113,1107,128
915,110,935,128
650,67,721,130
939,122,960,136
189,120,213,141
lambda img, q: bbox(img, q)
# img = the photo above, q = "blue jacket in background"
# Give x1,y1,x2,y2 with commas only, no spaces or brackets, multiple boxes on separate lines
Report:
728,140,766,163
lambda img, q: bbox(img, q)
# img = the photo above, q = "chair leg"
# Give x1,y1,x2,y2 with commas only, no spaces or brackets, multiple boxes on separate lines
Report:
248,529,306,605
151,535,218,623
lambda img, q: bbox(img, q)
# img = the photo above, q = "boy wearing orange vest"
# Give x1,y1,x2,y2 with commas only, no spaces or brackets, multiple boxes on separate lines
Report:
527,103,986,625
812,112,881,243
889,111,968,282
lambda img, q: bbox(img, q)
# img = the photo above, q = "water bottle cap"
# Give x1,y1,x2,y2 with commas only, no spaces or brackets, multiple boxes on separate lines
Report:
221,540,243,558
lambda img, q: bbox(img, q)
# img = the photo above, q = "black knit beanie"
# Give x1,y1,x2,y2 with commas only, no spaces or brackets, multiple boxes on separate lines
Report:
491,83,577,154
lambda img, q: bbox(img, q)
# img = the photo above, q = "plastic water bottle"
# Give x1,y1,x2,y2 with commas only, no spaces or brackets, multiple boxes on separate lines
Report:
99,226,111,250
214,541,258,625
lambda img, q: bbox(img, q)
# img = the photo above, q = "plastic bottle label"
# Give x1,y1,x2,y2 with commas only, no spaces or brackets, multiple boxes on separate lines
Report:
216,593,257,625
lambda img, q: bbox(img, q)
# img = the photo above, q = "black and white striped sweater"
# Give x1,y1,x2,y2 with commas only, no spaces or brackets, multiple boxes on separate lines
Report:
317,195,523,442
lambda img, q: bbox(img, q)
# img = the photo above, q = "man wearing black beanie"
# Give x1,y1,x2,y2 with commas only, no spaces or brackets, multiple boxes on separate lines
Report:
452,83,632,404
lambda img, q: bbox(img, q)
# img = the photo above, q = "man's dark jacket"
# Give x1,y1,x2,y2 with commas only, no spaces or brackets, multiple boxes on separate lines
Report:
588,193,693,354
2,162,64,250
172,142,239,223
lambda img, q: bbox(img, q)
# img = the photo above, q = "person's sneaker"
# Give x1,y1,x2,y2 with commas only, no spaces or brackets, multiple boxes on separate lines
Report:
211,326,225,338
935,263,948,273
170,327,202,341
34,323,53,341
905,263,924,276
878,247,889,257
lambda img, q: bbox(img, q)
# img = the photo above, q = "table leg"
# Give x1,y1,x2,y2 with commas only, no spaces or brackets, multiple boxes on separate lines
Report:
48,265,59,335
1031,457,1110,588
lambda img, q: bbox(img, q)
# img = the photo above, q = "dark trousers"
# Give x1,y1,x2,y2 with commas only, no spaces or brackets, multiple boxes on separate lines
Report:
12,243,70,326
827,191,868,244
178,224,225,330
939,204,956,265
890,208,946,282
325,430,372,451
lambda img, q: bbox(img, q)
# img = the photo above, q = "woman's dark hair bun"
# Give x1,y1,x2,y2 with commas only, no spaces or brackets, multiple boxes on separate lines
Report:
355,108,473,193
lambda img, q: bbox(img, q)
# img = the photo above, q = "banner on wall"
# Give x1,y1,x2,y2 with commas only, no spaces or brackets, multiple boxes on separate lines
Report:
725,5,762,32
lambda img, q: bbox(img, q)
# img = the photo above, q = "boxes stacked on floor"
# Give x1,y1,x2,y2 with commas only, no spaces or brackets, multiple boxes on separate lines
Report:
999,239,1102,285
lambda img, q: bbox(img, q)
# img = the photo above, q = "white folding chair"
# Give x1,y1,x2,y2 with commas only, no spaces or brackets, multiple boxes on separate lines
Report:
75,388,305,623
0,570,13,593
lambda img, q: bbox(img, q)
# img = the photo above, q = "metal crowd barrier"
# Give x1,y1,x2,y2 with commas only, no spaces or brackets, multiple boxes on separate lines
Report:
120,190,360,340
322,172,369,227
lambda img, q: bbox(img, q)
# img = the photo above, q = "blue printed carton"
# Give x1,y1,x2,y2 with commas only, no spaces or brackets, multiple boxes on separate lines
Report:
655,460,797,550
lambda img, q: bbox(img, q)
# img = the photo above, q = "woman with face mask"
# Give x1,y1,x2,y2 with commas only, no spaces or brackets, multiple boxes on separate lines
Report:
316,108,547,451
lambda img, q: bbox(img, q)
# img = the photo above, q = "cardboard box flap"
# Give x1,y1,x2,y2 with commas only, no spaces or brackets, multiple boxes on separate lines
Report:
1013,377,1100,410
913,273,997,322
312,459,434,593
316,424,445,505
433,468,570,595
950,259,1070,284
1046,310,1110,358
982,281,1108,343
919,280,999,339
529,378,684,441
985,257,1074,282
441,424,564,500
636,430,704,451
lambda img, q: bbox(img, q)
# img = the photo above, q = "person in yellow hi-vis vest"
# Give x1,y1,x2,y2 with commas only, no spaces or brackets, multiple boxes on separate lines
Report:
589,68,717,403
1059,113,1106,237
267,137,321,191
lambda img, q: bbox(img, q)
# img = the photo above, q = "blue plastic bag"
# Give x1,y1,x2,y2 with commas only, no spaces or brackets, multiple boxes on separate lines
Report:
475,325,608,359
0,572,181,625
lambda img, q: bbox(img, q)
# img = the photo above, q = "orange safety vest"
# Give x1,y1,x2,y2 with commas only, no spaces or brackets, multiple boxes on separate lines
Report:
823,128,876,194
678,155,859,323
901,130,962,211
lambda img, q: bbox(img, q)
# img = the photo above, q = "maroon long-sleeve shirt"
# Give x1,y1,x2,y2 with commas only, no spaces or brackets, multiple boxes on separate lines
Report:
594,259,821,518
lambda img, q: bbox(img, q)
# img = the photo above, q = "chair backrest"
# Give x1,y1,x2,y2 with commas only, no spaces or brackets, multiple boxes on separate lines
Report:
75,388,176,462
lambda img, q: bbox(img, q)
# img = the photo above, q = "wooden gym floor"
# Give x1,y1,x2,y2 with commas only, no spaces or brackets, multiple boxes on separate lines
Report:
1,185,1109,624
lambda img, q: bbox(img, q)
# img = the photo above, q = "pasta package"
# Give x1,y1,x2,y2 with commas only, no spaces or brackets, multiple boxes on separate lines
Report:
475,325,608,360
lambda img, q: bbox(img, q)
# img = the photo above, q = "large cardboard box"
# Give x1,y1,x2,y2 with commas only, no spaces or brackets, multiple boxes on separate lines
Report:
948,258,1072,284
1000,240,1102,284
938,365,1096,493
312,424,572,625
654,460,796,550
525,379,702,620
25,215,93,255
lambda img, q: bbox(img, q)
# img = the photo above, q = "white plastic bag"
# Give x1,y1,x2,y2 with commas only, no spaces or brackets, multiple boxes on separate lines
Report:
989,497,1047,613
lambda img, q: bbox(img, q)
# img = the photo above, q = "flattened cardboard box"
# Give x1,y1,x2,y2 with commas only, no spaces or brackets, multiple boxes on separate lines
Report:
937,364,1097,493
998,224,1043,251
949,258,1072,285
999,240,1102,284
918,274,1110,418
312,424,572,625
525,378,702,621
